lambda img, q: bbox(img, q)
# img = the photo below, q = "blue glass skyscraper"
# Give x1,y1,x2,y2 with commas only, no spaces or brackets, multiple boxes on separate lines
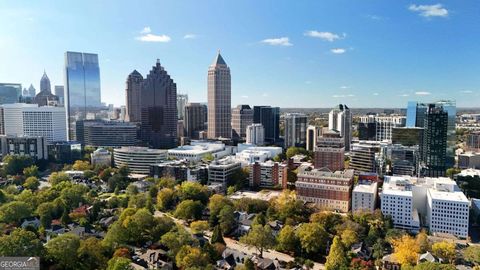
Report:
64,51,102,140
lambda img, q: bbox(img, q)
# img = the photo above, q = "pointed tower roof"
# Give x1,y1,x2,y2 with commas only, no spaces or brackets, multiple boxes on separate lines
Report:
212,50,227,66
41,70,49,80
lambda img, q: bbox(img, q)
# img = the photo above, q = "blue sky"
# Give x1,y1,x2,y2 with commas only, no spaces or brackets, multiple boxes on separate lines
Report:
0,0,479,108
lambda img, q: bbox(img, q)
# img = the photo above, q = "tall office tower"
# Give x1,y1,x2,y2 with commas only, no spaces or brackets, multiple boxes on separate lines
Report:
28,84,36,97
406,101,428,128
0,103,66,143
232,104,253,139
349,142,382,174
0,83,22,104
140,59,177,149
125,70,143,123
284,113,307,148
246,123,265,145
177,94,188,120
422,104,448,177
64,51,102,140
184,103,207,139
207,51,231,139
359,115,406,141
40,71,51,93
35,72,59,106
328,104,352,151
55,86,64,106
253,106,280,144
314,130,345,171
306,125,321,151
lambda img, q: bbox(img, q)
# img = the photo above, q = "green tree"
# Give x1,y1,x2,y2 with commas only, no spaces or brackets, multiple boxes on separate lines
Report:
211,225,226,245
296,222,329,256
286,147,307,159
106,257,134,270
23,176,40,191
414,262,456,270
240,224,276,258
178,181,210,204
46,233,81,270
276,225,299,254
174,200,203,221
160,226,196,257
341,229,359,249
464,245,480,265
156,188,177,210
190,220,209,235
416,230,430,253
175,245,210,269
36,202,57,228
0,228,44,256
446,167,461,179
108,173,130,192
3,155,34,175
23,165,39,178
244,258,255,270
73,160,91,171
372,238,386,260
49,172,70,185
218,204,236,234
78,237,108,270
325,236,348,270
0,201,32,224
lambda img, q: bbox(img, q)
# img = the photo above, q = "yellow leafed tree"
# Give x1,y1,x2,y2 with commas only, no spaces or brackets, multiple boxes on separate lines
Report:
391,235,420,266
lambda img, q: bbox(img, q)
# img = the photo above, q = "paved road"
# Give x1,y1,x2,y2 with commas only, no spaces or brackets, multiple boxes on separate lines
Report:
154,210,325,270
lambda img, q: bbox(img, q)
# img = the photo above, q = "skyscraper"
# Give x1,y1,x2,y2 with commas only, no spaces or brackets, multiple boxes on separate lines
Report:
284,113,307,148
253,106,280,144
177,94,188,120
207,51,231,139
306,125,321,152
55,86,64,106
0,83,21,104
125,70,143,123
246,123,265,145
184,103,207,139
328,104,352,151
64,51,102,140
140,59,177,149
232,104,253,139
40,71,51,93
28,84,36,97
421,104,448,177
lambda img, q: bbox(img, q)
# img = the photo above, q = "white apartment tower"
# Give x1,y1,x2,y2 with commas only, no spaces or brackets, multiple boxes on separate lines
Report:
246,124,265,146
0,103,67,143
207,51,231,139
328,104,352,151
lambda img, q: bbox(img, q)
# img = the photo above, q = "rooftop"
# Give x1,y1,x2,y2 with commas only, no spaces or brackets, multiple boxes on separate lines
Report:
353,182,378,194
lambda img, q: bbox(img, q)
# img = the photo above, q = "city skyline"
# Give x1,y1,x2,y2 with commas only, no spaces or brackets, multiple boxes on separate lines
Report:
0,1,479,108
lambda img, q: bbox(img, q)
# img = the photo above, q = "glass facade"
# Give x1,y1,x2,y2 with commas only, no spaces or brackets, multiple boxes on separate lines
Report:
0,83,22,104
253,106,280,144
64,52,102,140
406,101,417,127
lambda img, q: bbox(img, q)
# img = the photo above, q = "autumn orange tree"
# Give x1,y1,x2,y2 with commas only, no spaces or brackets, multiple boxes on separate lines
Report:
391,234,420,266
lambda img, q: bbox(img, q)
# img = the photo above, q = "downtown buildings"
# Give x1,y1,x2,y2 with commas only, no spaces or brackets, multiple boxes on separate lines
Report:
284,113,307,148
184,103,207,139
253,106,280,144
207,52,231,139
328,104,352,151
64,51,102,140
231,105,253,140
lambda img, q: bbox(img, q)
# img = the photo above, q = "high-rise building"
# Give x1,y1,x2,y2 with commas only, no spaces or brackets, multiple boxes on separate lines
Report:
467,131,480,152
207,52,231,139
64,51,102,140
253,106,280,144
40,71,51,93
249,161,288,188
296,167,354,212
352,182,378,213
246,123,265,146
113,146,167,174
284,113,307,148
0,103,66,143
125,70,143,123
358,122,376,141
184,103,207,139
0,83,22,104
177,94,188,120
391,127,424,147
314,130,345,171
35,73,59,106
306,125,321,151
28,84,36,97
328,104,352,151
232,104,253,139
422,104,448,177
140,59,177,149
54,86,64,106
359,115,406,141
349,142,382,174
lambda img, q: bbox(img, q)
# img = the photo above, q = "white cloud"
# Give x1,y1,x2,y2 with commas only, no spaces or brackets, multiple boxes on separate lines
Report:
241,95,249,99
399,94,410,97
261,37,292,46
415,91,431,95
331,48,346,54
141,27,151,34
409,4,448,18
183,34,196,39
136,33,171,42
373,93,379,96
340,86,350,89
332,94,355,98
304,31,345,42
365,14,383,20
461,90,473,94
